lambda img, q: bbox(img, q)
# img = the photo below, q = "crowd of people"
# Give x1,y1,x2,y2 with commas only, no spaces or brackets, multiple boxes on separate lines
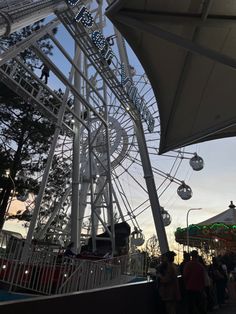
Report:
155,250,236,314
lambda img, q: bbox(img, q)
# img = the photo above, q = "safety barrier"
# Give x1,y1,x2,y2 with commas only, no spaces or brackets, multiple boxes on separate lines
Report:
0,236,145,295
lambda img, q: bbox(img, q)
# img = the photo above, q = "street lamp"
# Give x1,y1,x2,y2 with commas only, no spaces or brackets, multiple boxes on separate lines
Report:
4,169,16,219
186,208,202,253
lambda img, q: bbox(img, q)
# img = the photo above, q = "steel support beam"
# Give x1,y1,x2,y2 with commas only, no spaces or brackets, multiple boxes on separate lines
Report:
0,0,66,36
116,14,236,69
0,19,60,66
134,118,169,254
71,45,81,253
21,64,75,261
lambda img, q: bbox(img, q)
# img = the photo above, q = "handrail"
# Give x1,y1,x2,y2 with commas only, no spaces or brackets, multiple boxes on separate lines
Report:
0,0,66,36
58,259,86,294
0,237,145,295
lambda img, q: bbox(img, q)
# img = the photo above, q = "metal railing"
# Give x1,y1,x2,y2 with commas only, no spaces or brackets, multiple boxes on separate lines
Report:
56,253,145,294
0,236,145,295
0,237,60,294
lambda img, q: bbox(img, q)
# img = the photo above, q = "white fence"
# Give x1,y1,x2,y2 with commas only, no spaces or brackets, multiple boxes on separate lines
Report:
0,235,145,295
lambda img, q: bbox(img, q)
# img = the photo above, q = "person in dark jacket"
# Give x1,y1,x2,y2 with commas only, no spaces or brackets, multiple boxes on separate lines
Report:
40,63,50,84
157,251,180,314
64,242,76,258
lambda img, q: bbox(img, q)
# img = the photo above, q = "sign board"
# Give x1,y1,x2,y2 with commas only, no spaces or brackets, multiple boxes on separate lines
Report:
67,1,155,132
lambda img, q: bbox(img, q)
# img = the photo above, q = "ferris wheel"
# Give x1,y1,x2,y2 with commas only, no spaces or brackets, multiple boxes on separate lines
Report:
34,66,203,250
0,0,204,255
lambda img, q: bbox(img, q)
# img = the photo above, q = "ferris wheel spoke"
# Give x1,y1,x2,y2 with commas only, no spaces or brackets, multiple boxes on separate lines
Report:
115,159,148,194
116,112,130,126
152,167,182,185
145,96,157,107
132,205,151,219
120,117,134,130
143,130,160,136
131,143,158,151
138,83,153,98
168,153,183,174
126,153,182,186
112,171,138,229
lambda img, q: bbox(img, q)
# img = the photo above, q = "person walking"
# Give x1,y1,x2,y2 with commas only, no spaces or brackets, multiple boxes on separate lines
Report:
199,256,214,311
179,252,191,314
183,250,207,314
40,63,50,84
210,257,227,307
157,251,180,314
64,242,76,258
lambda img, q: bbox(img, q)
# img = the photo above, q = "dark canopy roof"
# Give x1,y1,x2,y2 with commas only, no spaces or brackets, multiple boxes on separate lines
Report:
106,0,236,153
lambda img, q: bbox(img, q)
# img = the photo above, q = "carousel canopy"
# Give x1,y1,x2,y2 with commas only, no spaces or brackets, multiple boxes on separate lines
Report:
175,202,236,250
198,201,236,226
106,0,236,154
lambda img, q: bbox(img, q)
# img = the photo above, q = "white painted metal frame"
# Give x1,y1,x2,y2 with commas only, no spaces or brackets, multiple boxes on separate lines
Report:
0,0,170,255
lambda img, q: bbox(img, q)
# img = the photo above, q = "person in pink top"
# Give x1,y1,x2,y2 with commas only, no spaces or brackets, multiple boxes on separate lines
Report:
183,250,207,314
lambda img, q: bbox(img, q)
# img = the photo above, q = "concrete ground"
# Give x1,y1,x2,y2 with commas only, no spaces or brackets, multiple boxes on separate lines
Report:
216,300,236,314
216,282,236,314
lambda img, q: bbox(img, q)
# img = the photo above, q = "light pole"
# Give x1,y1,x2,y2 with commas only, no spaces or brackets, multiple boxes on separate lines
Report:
4,169,16,220
186,208,202,253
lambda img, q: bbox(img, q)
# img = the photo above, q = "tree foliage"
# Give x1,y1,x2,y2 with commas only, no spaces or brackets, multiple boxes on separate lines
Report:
145,235,160,258
0,20,57,229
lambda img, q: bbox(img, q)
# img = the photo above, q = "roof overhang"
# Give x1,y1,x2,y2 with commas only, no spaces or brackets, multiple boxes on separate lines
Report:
106,0,236,153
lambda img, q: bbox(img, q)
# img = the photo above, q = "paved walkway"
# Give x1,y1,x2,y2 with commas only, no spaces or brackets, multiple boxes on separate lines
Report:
215,300,236,314
216,283,236,314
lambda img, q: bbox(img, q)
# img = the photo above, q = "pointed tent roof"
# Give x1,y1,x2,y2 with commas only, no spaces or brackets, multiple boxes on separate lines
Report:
198,201,236,226
175,202,236,250
106,0,236,154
